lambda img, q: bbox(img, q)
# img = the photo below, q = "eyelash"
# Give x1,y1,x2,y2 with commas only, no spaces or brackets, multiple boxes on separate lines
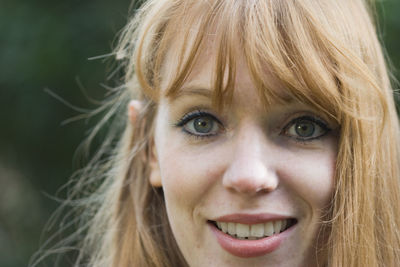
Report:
281,115,331,142
175,111,331,142
175,110,223,139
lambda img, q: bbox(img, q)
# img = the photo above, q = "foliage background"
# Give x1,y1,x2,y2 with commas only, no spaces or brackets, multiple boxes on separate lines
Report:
0,0,399,266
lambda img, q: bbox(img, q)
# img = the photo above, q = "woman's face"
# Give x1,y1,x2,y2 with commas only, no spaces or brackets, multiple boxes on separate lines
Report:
151,54,338,266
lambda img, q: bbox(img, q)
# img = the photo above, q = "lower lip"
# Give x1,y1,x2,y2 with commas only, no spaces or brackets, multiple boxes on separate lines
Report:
208,222,294,258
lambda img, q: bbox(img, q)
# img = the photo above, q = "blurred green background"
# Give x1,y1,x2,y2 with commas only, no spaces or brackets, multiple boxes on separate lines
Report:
0,0,399,267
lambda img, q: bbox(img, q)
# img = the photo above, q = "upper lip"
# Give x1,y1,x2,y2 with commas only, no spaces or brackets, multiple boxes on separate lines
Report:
211,213,295,224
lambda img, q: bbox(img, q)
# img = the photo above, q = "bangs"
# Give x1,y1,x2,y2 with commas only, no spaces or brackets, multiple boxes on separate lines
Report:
132,0,387,124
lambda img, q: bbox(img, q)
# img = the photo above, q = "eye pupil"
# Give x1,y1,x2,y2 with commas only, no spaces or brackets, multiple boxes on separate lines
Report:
295,121,315,137
194,117,213,133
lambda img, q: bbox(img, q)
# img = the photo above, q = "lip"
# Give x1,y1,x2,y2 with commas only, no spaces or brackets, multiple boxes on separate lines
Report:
212,213,293,224
208,213,297,258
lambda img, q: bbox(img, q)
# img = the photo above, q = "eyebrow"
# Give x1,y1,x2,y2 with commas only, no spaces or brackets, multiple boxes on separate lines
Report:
170,84,298,110
173,86,213,99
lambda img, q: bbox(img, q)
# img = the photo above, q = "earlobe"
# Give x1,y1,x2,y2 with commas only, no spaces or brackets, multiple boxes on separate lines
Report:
149,162,162,187
149,140,162,187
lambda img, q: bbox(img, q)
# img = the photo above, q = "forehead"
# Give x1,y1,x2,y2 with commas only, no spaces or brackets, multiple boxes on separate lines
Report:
175,55,292,106
152,0,341,122
161,34,293,112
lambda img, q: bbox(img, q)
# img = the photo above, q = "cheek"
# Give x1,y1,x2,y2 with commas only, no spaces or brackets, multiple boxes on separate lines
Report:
280,146,336,209
156,134,221,211
154,106,208,212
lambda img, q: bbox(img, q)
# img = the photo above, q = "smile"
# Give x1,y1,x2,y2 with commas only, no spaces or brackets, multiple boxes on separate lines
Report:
208,214,298,258
211,219,295,240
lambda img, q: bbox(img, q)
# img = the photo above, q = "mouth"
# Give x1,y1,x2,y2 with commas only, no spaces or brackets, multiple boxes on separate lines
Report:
208,217,298,258
209,218,297,240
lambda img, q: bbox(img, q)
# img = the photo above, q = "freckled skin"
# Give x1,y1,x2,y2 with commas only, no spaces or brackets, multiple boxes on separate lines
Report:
151,57,338,267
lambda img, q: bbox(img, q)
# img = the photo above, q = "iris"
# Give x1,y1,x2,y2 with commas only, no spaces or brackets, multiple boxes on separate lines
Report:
295,120,315,137
193,117,214,134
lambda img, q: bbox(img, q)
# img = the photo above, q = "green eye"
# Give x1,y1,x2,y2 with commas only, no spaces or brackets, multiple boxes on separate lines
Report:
192,117,215,134
177,110,222,137
285,116,330,141
294,120,315,137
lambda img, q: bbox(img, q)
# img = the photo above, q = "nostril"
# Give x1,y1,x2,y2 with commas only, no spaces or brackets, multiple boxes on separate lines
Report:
256,186,275,194
222,171,279,195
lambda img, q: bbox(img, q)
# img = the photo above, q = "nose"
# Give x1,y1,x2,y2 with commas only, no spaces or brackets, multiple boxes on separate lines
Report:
222,123,279,195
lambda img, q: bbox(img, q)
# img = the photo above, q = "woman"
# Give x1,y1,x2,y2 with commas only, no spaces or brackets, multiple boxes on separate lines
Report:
33,0,400,266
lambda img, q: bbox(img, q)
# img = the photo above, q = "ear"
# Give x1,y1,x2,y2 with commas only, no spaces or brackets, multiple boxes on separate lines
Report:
129,100,162,187
149,139,162,187
128,100,143,125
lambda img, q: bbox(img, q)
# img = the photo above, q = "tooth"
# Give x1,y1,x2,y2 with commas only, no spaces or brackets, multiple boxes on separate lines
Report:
218,220,289,238
228,222,236,235
250,223,264,238
264,222,274,236
281,220,287,232
221,222,228,233
236,223,250,238
273,220,282,234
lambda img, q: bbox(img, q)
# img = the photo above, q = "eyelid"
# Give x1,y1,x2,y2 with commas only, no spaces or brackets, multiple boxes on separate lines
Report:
175,109,225,139
175,109,223,127
281,115,331,141
283,115,330,131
